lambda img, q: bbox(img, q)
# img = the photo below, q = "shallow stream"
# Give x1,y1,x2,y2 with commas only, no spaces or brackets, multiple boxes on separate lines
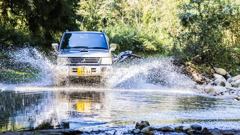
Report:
0,87,240,132
0,48,240,132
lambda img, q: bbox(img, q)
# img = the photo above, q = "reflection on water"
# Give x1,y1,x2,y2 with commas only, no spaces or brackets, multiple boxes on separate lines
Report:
0,91,50,131
0,89,240,132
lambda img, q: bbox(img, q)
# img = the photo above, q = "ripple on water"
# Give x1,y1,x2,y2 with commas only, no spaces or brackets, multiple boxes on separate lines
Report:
0,89,240,132
0,48,239,131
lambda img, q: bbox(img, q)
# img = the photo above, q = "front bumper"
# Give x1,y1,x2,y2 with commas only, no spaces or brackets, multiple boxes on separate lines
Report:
56,64,113,78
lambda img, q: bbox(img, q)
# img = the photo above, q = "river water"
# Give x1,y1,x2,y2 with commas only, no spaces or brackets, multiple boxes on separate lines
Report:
0,48,240,132
0,87,240,132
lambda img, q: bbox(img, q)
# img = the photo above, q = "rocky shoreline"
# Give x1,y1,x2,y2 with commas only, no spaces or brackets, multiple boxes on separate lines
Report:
1,121,240,135
198,67,240,101
178,62,240,102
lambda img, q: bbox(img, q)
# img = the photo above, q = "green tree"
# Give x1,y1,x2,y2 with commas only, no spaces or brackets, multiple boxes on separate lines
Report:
175,0,240,73
0,0,80,48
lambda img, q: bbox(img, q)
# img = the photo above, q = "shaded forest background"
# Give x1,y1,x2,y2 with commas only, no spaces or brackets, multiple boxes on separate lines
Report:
1,0,240,74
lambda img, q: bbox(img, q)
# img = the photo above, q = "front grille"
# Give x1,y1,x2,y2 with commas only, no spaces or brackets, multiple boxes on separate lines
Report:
69,57,100,63
91,68,96,72
72,68,77,72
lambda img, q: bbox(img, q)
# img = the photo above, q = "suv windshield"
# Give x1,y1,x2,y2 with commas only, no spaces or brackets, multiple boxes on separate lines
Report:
61,33,108,49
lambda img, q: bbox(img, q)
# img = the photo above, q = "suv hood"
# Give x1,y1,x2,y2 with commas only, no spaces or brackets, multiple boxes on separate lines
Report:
58,49,111,58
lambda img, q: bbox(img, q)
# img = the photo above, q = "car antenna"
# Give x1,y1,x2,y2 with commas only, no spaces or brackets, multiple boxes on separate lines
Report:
66,29,69,32
100,30,104,33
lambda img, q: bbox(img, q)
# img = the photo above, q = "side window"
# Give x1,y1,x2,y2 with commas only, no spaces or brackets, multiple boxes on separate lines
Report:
61,33,72,49
105,35,109,45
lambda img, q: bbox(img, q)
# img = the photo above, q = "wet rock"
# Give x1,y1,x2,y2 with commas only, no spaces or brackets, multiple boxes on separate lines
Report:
157,126,174,132
175,126,184,132
183,126,192,132
195,130,202,134
149,131,155,135
126,130,132,134
105,130,116,135
214,67,227,76
214,73,226,81
231,80,240,87
201,127,209,134
227,78,233,83
135,121,150,130
232,75,240,82
225,81,232,87
204,86,216,94
186,129,195,135
206,129,240,135
190,124,202,131
133,129,141,134
215,79,225,86
141,126,154,134
234,96,240,101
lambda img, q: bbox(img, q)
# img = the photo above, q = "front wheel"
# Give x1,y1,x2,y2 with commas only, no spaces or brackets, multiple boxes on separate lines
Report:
53,76,66,86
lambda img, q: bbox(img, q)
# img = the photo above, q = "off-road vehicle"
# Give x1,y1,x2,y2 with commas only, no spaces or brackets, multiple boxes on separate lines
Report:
52,30,116,85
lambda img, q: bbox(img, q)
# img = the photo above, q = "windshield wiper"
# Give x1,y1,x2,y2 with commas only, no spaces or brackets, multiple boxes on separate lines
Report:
88,47,107,49
70,46,89,48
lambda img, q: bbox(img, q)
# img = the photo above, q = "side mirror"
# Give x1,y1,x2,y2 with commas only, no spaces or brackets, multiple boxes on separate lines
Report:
52,43,59,51
110,43,117,51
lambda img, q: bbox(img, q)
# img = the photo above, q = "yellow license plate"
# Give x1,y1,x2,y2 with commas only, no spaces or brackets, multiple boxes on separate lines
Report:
77,67,91,75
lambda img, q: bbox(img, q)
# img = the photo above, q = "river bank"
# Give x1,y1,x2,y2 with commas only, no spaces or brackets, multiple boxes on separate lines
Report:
1,124,240,135
173,58,240,102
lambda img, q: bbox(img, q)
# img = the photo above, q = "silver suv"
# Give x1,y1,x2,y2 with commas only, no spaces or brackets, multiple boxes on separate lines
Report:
52,30,116,85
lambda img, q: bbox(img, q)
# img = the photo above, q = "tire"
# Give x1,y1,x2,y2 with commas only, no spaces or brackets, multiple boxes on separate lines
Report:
53,77,65,86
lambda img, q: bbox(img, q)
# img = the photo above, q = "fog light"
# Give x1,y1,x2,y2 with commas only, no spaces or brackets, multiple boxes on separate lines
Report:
57,66,68,75
101,67,107,72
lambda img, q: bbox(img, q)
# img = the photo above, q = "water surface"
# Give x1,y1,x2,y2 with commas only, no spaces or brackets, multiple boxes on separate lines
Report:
0,88,240,132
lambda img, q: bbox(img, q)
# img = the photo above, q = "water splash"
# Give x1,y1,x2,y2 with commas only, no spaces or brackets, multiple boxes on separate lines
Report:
109,57,195,90
1,47,55,87
0,48,196,91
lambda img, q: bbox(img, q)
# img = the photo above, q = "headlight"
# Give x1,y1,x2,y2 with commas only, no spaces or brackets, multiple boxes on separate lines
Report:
57,57,70,65
101,58,112,64
56,66,69,75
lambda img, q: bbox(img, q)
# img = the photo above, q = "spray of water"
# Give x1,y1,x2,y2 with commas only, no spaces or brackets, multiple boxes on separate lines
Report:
0,48,196,91
109,57,195,90
1,47,55,87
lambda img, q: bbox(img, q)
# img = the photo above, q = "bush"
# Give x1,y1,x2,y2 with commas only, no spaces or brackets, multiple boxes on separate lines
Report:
104,24,165,55
0,24,59,55
173,0,240,75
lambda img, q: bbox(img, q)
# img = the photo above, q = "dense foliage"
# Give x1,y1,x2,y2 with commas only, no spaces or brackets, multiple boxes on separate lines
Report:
104,25,165,55
0,0,80,50
1,0,240,74
174,0,240,74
